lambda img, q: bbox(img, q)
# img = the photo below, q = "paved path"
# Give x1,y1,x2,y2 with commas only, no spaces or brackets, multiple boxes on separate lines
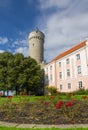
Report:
0,121,88,128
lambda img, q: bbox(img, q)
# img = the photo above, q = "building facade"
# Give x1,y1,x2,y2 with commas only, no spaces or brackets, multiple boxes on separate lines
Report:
44,40,88,92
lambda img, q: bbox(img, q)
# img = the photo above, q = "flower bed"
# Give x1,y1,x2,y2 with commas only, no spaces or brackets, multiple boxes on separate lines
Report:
0,96,88,124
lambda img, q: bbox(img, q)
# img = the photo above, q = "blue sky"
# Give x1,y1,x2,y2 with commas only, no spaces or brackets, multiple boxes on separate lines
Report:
0,0,88,62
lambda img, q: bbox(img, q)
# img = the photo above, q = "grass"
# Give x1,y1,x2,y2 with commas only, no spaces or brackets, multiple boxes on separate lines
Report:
0,126,88,130
0,94,87,104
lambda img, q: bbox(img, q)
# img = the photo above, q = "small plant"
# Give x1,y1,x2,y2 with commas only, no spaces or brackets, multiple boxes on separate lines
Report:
46,86,57,95
55,100,80,122
73,88,88,95
66,93,73,100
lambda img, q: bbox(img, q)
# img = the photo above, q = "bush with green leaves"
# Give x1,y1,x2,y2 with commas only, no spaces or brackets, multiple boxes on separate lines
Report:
46,86,57,95
72,88,88,95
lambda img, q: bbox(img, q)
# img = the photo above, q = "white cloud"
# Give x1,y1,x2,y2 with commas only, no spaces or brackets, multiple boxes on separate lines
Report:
0,37,9,44
12,36,29,57
38,0,88,62
0,50,4,53
15,47,29,57
12,39,28,48
39,0,71,10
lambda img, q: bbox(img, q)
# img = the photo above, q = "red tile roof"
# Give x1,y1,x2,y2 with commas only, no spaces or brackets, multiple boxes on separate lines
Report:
51,40,86,62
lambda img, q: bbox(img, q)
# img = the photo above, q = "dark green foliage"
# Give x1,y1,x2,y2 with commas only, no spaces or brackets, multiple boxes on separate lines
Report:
46,86,57,95
0,52,42,95
72,88,88,95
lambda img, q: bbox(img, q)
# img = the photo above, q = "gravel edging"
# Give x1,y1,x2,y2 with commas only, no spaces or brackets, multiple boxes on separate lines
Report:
0,121,88,128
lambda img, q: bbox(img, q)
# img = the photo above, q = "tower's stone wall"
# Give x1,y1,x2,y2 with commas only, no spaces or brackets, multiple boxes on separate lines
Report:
28,30,44,64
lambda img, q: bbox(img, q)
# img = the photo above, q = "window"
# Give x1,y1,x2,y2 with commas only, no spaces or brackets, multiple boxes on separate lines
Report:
66,58,69,64
59,62,61,67
78,81,82,88
45,75,48,83
67,69,70,77
76,54,80,60
46,67,48,72
60,84,62,90
77,66,81,74
50,74,53,81
59,72,62,79
68,83,71,89
50,65,52,70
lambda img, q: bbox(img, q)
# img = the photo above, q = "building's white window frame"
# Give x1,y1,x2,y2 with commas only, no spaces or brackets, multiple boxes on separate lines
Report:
77,66,81,74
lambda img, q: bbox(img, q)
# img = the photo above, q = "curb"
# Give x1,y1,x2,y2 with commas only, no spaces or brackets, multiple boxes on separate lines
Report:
0,121,88,128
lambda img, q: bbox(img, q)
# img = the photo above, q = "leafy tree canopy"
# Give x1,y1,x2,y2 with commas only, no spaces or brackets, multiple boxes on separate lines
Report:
0,52,43,95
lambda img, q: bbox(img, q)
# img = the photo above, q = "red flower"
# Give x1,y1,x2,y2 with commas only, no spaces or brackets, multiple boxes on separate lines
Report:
56,101,64,109
22,93,28,96
45,102,49,105
66,102,73,107
67,93,72,97
57,91,61,95
7,96,13,99
40,101,44,104
0,92,2,96
50,96,55,99
82,96,87,99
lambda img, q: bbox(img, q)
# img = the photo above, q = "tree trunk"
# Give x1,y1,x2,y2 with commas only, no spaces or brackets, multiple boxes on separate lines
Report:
6,86,9,96
15,86,19,95
3,90,5,96
26,87,29,95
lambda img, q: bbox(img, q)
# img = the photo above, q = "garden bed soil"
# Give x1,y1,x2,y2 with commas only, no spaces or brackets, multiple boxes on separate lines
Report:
0,100,88,124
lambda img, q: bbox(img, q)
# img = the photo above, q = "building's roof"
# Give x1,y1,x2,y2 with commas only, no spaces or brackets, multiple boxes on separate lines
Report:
50,40,86,62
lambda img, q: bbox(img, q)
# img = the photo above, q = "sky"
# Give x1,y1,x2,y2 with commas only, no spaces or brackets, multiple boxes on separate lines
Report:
0,0,88,62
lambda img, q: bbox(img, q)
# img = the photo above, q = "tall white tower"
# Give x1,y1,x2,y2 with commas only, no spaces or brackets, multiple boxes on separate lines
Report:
28,29,45,64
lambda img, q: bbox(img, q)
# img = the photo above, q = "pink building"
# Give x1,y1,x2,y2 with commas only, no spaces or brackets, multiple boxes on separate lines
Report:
44,40,88,92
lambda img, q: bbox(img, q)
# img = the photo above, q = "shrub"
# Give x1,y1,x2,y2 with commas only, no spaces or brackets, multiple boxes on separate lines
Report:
46,86,57,95
73,88,88,95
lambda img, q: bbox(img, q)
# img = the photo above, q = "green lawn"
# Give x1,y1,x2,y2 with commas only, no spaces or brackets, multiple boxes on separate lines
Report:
0,126,88,130
0,94,87,104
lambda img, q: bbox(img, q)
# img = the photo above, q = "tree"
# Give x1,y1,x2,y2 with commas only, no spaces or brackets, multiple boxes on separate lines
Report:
0,52,42,95
16,56,42,95
0,52,13,95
